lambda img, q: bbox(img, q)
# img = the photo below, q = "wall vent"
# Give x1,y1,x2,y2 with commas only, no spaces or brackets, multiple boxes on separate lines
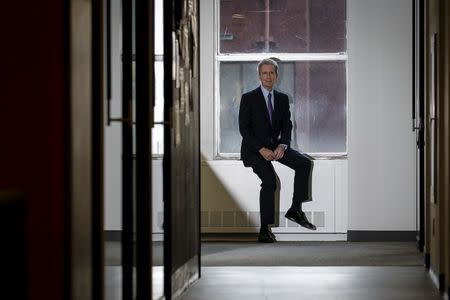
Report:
199,210,326,228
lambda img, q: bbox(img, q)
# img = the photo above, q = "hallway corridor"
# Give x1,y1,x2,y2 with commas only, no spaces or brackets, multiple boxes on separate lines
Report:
180,266,442,300
3,0,450,299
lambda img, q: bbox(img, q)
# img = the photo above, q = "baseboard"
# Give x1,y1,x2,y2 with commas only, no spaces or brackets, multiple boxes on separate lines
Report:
429,266,445,292
347,230,417,242
424,252,430,269
429,267,440,289
106,230,417,242
201,232,347,242
172,256,199,300
416,234,424,252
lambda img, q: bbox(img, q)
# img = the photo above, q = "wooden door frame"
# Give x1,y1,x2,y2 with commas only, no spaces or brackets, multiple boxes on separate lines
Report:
65,0,104,299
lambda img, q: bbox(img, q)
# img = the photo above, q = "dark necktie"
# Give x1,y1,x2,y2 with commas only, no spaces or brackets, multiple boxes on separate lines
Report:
267,93,273,124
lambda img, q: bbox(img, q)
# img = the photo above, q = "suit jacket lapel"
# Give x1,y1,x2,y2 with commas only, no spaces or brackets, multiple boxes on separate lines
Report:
272,90,280,125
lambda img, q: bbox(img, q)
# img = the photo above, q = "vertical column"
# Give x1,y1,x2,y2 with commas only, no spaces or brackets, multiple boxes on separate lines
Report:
135,0,154,298
121,0,134,298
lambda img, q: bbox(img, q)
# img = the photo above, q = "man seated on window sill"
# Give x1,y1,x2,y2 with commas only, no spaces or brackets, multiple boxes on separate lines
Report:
238,58,316,243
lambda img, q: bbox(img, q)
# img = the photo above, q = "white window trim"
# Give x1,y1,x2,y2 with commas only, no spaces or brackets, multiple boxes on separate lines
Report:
217,53,347,61
213,0,348,160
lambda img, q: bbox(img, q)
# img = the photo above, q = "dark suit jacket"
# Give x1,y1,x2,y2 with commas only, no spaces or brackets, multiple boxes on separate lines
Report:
239,86,293,167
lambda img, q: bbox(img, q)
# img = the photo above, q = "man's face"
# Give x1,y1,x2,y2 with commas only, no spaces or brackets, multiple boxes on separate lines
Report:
259,64,278,91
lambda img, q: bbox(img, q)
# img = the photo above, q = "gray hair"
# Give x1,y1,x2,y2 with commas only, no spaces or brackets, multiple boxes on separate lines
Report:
257,58,278,75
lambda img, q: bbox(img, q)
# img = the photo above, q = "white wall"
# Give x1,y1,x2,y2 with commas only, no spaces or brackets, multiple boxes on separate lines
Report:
201,160,348,236
200,0,348,238
104,0,122,230
199,0,415,235
200,0,215,161
347,0,415,230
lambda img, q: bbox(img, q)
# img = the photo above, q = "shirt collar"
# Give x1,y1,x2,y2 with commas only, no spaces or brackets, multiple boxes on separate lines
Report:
260,86,273,100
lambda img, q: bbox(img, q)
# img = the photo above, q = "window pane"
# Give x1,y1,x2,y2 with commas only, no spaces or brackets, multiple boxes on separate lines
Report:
152,61,164,155
219,61,346,154
154,0,164,55
154,62,164,123
219,0,346,53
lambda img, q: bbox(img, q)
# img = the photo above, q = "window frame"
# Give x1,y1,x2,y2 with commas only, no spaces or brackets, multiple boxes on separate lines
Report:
213,0,348,159
151,0,165,158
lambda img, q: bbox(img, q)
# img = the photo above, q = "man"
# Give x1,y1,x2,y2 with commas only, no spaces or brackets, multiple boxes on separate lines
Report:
239,58,316,243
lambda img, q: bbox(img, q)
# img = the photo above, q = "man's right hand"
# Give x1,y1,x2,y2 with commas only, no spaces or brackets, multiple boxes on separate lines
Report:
259,147,276,161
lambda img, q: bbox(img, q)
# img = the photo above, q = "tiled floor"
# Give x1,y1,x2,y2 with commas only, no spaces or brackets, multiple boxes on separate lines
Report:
180,266,443,300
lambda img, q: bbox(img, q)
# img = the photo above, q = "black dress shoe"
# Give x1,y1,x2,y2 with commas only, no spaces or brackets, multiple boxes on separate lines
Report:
258,228,275,243
285,209,317,230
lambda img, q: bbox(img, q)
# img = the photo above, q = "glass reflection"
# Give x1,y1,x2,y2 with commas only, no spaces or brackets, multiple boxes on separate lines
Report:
219,61,346,154
220,0,346,53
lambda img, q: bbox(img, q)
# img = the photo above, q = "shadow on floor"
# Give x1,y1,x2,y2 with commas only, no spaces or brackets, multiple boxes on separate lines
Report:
200,241,424,266
105,241,423,267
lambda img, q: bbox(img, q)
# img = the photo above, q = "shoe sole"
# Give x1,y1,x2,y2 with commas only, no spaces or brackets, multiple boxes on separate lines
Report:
268,232,277,242
285,215,317,231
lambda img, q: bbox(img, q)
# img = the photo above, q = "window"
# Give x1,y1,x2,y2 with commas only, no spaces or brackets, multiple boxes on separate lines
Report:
216,0,347,156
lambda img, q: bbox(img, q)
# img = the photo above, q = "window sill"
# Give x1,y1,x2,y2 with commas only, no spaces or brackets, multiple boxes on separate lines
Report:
214,153,347,160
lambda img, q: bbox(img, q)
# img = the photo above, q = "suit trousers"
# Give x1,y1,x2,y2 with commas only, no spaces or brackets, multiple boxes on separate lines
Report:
249,148,312,226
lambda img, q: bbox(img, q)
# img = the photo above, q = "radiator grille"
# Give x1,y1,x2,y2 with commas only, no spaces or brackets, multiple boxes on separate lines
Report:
199,211,325,228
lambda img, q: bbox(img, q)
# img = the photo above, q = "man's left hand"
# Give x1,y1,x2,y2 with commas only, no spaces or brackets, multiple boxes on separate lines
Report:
273,145,286,160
